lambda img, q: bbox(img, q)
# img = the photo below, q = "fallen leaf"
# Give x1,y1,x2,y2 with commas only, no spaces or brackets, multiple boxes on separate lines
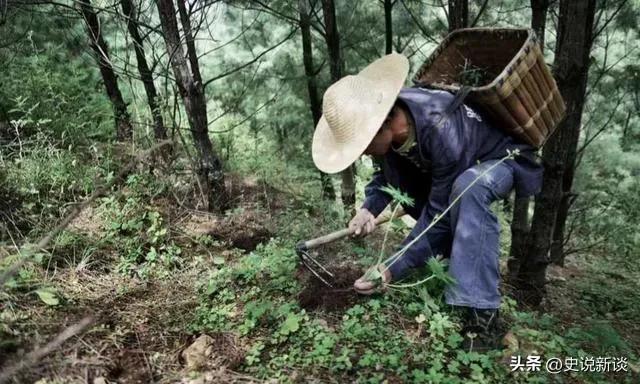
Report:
35,288,59,306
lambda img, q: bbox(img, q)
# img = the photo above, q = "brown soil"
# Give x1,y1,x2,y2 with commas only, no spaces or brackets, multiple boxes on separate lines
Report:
0,175,288,383
180,175,282,253
297,264,364,311
209,332,245,370
68,205,104,237
183,211,272,252
2,271,198,383
106,332,154,383
169,174,296,253
226,174,289,211
179,332,246,371
211,223,272,252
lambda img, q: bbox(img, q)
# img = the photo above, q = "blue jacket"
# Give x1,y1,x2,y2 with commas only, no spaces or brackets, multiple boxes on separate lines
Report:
362,87,543,263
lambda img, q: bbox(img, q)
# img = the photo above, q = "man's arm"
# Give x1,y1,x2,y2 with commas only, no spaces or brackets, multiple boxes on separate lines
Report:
384,166,458,279
385,119,464,279
361,167,392,217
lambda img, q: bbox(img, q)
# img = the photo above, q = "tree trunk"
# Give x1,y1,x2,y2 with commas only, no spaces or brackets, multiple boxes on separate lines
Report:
507,0,550,282
119,0,167,143
516,0,596,306
550,188,577,266
341,165,357,217
175,0,202,86
531,0,549,45
447,0,468,32
299,0,336,200
156,0,227,210
322,0,356,216
384,0,393,54
507,196,530,282
78,0,133,142
322,0,342,81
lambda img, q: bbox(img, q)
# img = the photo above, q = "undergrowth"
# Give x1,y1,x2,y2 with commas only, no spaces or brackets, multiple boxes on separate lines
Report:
190,193,639,383
1,129,638,383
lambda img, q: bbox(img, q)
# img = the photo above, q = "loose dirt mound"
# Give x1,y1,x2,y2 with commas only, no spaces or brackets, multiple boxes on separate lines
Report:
298,264,364,311
210,222,272,252
180,333,245,371
68,205,104,237
226,175,289,211
106,332,154,383
183,211,272,252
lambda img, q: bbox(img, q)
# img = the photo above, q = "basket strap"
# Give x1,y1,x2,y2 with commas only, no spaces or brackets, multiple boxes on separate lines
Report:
435,86,471,130
415,85,471,168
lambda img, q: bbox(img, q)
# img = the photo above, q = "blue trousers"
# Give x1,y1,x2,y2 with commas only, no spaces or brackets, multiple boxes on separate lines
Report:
393,160,514,309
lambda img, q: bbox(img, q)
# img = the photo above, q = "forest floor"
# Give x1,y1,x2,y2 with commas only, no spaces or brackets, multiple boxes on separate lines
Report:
1,171,639,384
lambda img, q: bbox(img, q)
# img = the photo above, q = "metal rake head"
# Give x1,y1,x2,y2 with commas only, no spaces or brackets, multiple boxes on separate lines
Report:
295,242,335,288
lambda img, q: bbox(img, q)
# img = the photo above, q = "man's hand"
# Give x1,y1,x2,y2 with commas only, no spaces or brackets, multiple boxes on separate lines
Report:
354,264,392,295
348,208,376,237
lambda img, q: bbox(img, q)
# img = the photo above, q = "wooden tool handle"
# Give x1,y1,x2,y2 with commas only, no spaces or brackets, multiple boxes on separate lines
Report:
300,208,405,250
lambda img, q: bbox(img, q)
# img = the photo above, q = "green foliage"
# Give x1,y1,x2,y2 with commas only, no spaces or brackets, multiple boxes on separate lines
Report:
574,134,640,261
99,174,182,278
1,130,111,232
0,15,111,141
567,322,631,356
1,1,639,383
192,227,617,382
379,185,415,207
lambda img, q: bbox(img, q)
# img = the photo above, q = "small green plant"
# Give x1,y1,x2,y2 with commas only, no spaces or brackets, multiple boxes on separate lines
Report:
99,175,182,278
362,185,413,284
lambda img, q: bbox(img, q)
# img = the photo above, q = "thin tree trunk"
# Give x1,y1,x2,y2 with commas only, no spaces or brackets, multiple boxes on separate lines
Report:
119,0,167,143
531,0,549,45
299,0,336,200
78,0,132,142
516,0,596,306
507,196,530,281
550,188,577,266
322,0,341,81
384,0,393,54
341,165,357,217
156,0,227,210
447,0,468,32
507,0,550,282
175,0,202,86
322,0,356,216
621,109,632,150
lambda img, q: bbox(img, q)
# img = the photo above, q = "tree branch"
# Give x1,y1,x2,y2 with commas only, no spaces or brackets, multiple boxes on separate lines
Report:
399,0,440,44
471,0,489,27
576,90,627,161
209,88,281,134
0,317,95,383
592,0,628,43
203,27,297,88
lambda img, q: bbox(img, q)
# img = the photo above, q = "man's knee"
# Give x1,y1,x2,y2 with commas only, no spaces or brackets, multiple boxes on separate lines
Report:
450,167,492,202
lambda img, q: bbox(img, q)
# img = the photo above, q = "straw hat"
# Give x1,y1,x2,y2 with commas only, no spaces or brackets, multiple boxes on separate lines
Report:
312,53,409,174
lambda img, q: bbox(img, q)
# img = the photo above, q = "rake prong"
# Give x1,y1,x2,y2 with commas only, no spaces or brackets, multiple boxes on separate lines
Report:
296,246,335,288
303,251,335,278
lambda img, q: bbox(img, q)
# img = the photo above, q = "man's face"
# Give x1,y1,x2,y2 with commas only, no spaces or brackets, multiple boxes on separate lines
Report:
363,106,398,156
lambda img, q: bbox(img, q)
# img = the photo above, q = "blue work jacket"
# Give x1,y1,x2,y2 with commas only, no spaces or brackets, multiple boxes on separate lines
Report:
362,87,543,262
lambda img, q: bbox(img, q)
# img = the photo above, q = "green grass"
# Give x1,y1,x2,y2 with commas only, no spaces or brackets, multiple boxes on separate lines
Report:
1,126,638,383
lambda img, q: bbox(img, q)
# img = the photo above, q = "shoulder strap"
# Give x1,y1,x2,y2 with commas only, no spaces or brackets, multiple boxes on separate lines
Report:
411,84,471,168
434,86,471,130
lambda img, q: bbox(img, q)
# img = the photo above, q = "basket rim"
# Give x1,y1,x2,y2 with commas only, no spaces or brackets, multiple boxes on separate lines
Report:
412,27,538,93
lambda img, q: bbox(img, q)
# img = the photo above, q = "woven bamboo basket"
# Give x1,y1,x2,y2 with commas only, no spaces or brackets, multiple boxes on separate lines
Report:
413,28,566,147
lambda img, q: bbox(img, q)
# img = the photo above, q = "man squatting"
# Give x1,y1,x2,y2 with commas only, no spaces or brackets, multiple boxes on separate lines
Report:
311,53,542,351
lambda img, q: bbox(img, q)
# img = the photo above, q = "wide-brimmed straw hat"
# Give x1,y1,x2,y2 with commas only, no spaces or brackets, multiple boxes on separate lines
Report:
312,53,409,174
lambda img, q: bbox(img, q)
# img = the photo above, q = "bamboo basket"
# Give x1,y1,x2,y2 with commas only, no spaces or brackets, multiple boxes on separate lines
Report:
413,28,566,147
